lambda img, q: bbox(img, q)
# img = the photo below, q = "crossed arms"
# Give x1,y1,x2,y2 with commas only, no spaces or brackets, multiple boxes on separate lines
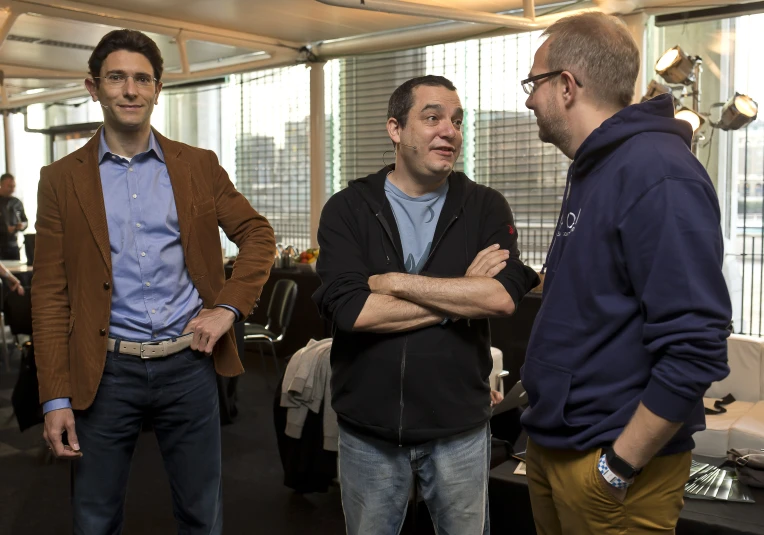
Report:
354,245,514,332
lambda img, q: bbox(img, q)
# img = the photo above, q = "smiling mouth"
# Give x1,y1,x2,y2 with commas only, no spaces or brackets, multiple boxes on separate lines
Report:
432,147,455,155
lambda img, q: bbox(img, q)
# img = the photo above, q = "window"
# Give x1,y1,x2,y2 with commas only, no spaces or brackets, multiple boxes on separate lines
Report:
650,14,764,335
234,68,312,251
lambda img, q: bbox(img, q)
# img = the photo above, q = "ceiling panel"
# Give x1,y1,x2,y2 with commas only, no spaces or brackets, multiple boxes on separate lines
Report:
70,0,527,43
0,13,267,75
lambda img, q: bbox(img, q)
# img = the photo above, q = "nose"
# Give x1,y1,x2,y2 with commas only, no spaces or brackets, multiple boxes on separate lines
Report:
440,120,457,139
525,92,534,110
123,76,138,96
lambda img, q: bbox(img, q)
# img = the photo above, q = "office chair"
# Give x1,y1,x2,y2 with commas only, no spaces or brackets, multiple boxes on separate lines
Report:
243,279,298,385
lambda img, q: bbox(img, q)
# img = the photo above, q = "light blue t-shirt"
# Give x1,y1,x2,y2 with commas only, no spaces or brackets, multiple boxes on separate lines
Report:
384,177,449,274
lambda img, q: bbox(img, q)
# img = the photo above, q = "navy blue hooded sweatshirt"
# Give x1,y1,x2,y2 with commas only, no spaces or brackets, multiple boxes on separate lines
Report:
521,94,732,454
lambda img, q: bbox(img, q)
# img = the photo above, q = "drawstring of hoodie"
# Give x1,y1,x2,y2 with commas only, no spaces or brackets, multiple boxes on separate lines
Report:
541,168,573,275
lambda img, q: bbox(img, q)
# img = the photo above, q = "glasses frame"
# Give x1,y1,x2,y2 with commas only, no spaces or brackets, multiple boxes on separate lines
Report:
521,70,583,95
92,74,158,88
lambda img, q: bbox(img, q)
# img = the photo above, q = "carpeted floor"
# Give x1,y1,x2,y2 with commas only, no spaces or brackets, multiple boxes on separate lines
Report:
0,346,350,535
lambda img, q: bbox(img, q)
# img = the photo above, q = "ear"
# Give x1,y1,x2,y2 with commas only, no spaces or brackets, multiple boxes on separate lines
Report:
387,117,402,146
154,81,163,105
560,71,579,109
84,77,98,101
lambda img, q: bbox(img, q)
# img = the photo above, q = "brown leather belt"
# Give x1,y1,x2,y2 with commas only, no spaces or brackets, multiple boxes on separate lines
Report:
107,333,194,359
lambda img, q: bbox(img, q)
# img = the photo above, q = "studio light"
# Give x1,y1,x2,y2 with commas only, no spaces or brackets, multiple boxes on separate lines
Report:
656,46,696,85
675,107,705,133
641,79,671,102
717,93,759,131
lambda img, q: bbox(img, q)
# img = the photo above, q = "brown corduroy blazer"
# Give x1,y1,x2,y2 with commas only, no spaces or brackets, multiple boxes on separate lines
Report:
31,128,276,409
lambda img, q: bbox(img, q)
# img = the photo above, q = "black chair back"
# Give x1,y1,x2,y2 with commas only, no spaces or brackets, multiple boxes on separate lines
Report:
266,279,298,336
5,285,32,336
24,234,35,266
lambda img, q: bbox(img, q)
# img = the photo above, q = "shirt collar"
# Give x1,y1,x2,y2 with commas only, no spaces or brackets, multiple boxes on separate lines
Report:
98,128,165,164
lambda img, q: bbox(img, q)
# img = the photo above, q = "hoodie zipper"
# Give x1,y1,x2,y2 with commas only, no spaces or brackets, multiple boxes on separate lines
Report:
421,213,460,271
375,211,403,267
398,337,408,446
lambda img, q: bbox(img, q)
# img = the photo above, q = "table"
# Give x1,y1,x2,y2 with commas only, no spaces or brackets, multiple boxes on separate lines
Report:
489,459,764,535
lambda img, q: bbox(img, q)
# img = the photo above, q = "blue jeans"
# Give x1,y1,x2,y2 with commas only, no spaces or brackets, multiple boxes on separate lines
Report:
338,423,491,535
72,348,222,535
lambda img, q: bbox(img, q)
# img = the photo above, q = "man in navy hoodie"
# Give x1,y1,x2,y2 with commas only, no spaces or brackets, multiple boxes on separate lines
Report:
521,12,732,534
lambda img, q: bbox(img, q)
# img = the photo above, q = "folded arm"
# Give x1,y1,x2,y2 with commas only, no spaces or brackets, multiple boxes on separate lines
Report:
354,294,444,332
371,272,514,319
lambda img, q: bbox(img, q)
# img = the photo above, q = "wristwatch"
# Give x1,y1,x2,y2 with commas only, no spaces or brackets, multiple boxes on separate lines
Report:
604,446,642,480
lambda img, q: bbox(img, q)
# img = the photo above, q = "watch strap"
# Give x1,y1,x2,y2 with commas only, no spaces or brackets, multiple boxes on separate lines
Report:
598,453,633,489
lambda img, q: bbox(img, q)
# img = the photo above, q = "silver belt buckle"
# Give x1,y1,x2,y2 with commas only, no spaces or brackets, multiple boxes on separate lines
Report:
140,340,164,359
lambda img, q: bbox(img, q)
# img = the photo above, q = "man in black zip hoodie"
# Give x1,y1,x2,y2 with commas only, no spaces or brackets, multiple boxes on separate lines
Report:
521,12,731,535
312,76,539,535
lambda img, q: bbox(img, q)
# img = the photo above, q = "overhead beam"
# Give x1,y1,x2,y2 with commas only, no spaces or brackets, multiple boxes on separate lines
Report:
0,50,301,110
0,6,20,47
314,5,596,58
12,0,302,53
0,63,84,79
316,0,559,29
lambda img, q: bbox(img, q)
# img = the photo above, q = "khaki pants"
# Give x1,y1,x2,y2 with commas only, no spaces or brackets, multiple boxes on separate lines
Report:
526,439,691,535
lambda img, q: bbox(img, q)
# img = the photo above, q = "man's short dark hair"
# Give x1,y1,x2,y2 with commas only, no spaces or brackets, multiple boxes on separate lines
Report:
88,29,164,83
0,173,14,182
387,75,457,128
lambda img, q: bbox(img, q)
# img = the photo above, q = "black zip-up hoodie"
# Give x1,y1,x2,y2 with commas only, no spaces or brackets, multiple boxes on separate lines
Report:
312,166,539,444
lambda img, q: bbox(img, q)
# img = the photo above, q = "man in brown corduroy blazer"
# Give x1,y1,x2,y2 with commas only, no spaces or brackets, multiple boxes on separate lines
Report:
31,29,275,534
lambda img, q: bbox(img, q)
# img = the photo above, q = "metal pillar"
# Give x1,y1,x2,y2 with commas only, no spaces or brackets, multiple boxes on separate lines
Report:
309,62,326,249
3,110,14,175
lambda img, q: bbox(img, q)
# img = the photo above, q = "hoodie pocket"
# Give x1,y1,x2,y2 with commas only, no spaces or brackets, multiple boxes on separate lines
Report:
521,358,573,431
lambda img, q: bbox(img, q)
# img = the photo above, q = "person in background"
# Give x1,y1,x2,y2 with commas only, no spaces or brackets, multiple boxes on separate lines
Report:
313,75,539,535
32,29,275,535
0,262,24,295
521,12,731,534
0,173,28,260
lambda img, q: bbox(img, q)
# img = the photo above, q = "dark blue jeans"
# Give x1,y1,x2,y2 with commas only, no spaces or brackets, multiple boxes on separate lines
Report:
72,348,222,535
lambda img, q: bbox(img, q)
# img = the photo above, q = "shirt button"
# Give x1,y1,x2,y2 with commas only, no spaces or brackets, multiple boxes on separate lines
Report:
141,252,146,257
99,328,106,336
145,282,151,287
136,223,141,228
132,194,137,199
151,309,156,314
128,168,134,172
103,282,110,290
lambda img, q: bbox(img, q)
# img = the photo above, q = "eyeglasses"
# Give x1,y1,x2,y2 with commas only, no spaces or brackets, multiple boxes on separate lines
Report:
93,73,157,87
521,70,583,95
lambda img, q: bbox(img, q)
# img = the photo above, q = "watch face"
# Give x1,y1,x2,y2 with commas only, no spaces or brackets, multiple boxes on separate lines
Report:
607,448,637,479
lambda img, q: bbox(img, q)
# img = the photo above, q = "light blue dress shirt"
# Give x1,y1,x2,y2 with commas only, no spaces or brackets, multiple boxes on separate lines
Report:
43,130,237,414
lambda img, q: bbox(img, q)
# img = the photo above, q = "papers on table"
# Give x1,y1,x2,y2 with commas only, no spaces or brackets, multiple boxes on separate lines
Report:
685,459,756,503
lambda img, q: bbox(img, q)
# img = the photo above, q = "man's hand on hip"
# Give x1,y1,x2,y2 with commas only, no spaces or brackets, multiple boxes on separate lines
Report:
183,307,236,354
43,408,82,459
466,244,509,278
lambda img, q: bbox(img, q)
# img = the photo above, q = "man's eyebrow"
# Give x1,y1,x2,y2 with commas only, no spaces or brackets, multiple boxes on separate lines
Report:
105,69,152,76
420,103,444,113
420,104,463,116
